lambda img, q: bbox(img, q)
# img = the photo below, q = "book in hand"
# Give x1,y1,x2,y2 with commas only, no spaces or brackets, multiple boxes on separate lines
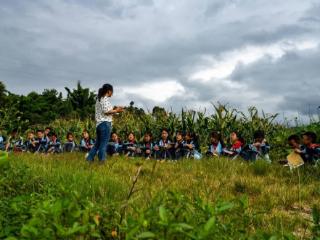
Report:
223,149,234,155
287,152,304,168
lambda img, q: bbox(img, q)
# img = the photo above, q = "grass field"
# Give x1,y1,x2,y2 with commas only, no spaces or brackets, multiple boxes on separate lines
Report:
1,153,320,239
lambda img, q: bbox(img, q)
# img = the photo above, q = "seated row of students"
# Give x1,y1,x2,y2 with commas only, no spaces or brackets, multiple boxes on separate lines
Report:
0,128,95,154
1,127,318,165
106,129,271,162
205,130,271,162
107,129,201,160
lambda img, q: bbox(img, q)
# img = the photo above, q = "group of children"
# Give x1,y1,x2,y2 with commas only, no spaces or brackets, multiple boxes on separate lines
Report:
0,128,94,154
0,127,319,166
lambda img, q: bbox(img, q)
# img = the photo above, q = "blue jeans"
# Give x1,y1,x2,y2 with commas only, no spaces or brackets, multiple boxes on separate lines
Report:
86,121,111,162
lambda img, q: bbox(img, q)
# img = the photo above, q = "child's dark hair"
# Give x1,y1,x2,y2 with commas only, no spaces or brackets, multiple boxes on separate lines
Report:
48,132,57,138
176,131,184,136
211,131,224,146
66,132,74,138
253,130,265,140
288,134,300,143
45,127,52,131
161,128,169,134
211,131,222,141
302,131,317,143
36,129,44,133
144,132,153,138
128,131,135,136
98,84,113,101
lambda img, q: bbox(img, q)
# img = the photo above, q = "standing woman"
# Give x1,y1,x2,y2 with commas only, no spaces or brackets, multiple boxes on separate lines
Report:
86,84,123,163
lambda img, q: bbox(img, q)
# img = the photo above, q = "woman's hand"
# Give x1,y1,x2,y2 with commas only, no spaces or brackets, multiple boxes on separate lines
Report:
115,106,124,113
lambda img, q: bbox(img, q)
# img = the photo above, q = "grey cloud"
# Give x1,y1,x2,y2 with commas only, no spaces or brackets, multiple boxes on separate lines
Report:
0,0,319,117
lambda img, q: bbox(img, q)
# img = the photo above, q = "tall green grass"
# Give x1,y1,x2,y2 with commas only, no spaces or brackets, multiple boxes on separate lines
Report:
1,153,320,239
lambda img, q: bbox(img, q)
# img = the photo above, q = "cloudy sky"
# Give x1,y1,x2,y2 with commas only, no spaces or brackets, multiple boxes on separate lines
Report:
0,0,319,119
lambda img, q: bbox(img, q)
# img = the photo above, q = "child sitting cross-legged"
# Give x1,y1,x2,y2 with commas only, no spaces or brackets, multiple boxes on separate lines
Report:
107,132,122,156
123,132,138,157
173,131,185,160
184,132,202,160
206,131,224,157
223,131,244,160
63,132,77,153
79,130,94,153
47,132,62,154
24,131,37,153
300,131,320,165
137,132,154,159
6,129,24,152
154,128,173,161
241,130,271,163
35,129,49,153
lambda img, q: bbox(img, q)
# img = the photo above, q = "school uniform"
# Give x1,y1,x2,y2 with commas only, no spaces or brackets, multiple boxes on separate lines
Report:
241,141,271,162
63,141,76,153
123,141,138,157
139,141,154,159
206,142,223,156
300,144,320,165
223,140,243,159
154,139,173,160
35,137,49,153
24,138,37,153
79,138,95,152
0,135,6,151
47,139,62,153
173,140,186,160
107,141,122,156
7,136,24,152
184,140,202,160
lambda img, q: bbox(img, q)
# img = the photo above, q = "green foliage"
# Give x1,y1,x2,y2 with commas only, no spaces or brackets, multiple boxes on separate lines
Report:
1,155,319,239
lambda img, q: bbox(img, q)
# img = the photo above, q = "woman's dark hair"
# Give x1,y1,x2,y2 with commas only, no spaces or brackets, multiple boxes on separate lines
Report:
98,84,113,101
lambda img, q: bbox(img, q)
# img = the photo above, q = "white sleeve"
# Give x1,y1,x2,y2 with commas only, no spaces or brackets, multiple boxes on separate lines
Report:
101,98,113,113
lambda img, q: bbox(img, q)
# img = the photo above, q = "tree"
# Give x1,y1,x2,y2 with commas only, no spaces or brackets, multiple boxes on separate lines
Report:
0,81,8,107
65,81,96,119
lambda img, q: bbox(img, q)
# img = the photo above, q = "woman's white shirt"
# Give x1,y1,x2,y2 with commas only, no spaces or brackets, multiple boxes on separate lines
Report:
95,96,113,126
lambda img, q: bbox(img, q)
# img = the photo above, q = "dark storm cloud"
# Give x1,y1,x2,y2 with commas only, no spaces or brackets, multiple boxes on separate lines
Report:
0,0,319,117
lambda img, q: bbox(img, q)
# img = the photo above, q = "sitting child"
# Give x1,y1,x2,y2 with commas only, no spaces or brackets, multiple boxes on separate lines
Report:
35,129,49,153
281,134,305,168
173,131,185,160
5,129,24,152
63,132,77,152
206,131,224,157
242,130,271,162
47,132,62,154
223,131,244,159
24,131,37,153
79,130,94,152
299,132,320,165
184,132,202,159
0,130,6,151
44,127,52,141
154,128,173,160
123,132,138,157
138,132,154,159
107,132,122,156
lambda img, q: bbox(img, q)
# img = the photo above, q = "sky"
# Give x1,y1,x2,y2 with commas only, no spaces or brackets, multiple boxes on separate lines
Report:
0,0,319,120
